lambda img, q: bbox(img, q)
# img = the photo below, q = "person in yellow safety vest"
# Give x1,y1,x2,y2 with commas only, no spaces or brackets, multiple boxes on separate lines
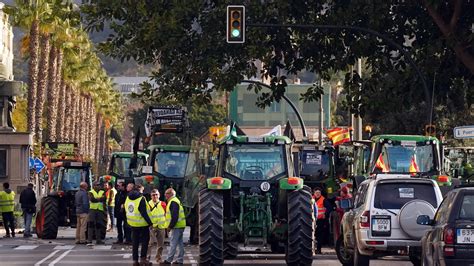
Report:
87,181,106,245
313,187,331,254
125,184,153,266
163,188,186,264
105,181,116,232
146,189,167,263
0,182,16,237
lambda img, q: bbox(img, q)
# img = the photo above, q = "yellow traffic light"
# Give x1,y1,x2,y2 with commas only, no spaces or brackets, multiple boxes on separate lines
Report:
227,6,245,43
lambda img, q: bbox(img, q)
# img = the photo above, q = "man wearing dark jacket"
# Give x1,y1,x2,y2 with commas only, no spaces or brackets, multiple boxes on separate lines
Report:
75,182,89,244
114,182,131,244
19,183,36,238
125,184,152,266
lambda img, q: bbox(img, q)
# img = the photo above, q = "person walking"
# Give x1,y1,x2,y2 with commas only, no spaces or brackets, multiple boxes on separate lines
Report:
113,182,130,244
19,183,36,238
163,188,186,265
313,187,332,254
87,182,106,245
123,183,135,245
125,184,152,266
105,181,116,232
75,182,89,244
147,189,167,263
0,182,16,237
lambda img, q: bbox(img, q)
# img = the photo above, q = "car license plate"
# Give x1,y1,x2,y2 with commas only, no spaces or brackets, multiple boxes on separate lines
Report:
457,229,474,244
372,218,390,232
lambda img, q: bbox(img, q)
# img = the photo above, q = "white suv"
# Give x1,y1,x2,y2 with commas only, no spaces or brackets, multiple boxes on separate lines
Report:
338,175,444,266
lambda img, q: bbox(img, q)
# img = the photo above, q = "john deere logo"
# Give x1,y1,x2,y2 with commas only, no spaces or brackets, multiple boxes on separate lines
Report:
127,203,134,213
260,182,270,192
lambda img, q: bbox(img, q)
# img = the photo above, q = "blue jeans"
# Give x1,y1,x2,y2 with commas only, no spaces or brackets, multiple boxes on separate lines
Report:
107,206,114,227
165,228,184,263
23,211,33,236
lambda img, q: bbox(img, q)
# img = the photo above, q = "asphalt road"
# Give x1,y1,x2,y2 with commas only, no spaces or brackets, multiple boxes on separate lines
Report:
0,227,413,265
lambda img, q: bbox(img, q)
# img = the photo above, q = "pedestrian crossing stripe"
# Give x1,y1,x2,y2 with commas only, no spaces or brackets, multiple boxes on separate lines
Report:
14,245,38,250
54,245,75,250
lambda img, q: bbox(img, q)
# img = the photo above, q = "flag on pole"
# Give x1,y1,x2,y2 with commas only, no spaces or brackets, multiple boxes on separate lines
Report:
261,125,282,136
326,127,351,146
375,153,389,172
409,156,419,176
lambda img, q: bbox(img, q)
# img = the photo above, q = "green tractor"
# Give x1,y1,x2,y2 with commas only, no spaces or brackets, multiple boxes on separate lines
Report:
444,146,474,183
196,130,314,265
364,135,459,194
100,151,149,185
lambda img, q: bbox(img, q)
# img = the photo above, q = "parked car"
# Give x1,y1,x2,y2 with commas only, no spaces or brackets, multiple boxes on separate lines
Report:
417,186,474,266
337,175,444,266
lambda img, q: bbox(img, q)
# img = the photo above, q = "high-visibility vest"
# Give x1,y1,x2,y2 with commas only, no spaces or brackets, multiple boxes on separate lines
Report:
0,191,15,212
106,188,117,207
125,196,151,227
165,197,186,229
148,200,166,229
90,190,105,211
316,196,326,220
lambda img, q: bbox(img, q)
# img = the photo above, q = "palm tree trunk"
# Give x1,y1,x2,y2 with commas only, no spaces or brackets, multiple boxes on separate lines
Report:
56,78,66,141
35,34,50,142
64,85,73,141
79,96,87,155
45,45,58,142
85,96,92,157
95,113,102,166
70,88,78,142
27,19,40,135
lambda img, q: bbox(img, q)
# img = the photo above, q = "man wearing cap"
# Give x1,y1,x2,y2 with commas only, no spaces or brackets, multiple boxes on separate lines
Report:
87,182,106,245
125,184,153,266
163,188,186,265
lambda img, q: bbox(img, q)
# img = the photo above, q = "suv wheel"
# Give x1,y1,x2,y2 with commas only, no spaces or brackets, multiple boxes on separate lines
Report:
353,238,369,266
335,235,353,266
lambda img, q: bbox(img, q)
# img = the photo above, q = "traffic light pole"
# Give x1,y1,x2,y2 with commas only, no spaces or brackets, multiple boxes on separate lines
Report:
246,22,432,124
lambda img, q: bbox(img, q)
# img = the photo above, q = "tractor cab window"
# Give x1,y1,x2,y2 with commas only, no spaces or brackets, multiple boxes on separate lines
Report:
56,168,87,191
154,152,189,178
373,141,435,174
224,144,286,180
300,150,330,180
111,156,146,177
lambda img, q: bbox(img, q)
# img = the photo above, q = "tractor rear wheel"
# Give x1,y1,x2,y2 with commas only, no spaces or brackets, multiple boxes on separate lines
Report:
286,186,314,266
37,197,59,239
224,242,238,259
199,189,224,265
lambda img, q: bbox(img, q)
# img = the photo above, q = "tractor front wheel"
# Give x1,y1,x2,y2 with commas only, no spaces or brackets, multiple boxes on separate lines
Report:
199,189,224,265
286,185,314,266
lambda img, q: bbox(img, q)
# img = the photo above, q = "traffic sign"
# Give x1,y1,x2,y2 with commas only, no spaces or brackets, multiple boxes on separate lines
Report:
29,157,35,169
454,126,474,139
33,157,45,173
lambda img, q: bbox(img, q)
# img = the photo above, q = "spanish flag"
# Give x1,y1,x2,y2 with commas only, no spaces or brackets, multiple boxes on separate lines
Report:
326,127,351,146
409,157,419,176
375,153,389,172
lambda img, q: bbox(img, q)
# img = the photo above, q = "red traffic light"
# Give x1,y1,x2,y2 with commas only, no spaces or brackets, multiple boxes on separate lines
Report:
227,5,245,43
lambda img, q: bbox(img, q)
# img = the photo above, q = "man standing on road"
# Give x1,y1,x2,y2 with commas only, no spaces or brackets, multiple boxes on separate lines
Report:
114,182,130,244
19,183,36,238
147,189,167,263
75,182,89,244
125,184,152,266
122,182,135,245
313,187,332,254
163,188,186,265
0,182,16,237
105,181,116,232
87,182,106,245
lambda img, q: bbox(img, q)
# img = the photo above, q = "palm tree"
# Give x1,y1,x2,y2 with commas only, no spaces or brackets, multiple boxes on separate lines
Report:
35,32,50,142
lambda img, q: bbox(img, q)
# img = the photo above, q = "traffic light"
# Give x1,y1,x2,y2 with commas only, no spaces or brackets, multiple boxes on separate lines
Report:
425,124,436,136
227,5,245,43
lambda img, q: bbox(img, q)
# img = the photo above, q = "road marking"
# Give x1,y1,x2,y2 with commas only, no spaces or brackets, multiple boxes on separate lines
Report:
34,249,60,266
48,250,72,266
93,245,112,250
113,253,132,259
54,245,74,250
14,245,38,250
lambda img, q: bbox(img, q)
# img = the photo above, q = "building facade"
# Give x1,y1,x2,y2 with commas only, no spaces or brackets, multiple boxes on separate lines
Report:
229,84,331,129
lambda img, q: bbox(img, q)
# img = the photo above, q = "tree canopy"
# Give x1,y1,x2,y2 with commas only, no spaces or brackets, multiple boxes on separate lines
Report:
81,0,473,135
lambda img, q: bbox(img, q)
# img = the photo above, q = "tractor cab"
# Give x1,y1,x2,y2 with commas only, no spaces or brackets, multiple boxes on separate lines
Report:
444,146,474,183
368,135,458,193
51,161,92,192
106,152,148,185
